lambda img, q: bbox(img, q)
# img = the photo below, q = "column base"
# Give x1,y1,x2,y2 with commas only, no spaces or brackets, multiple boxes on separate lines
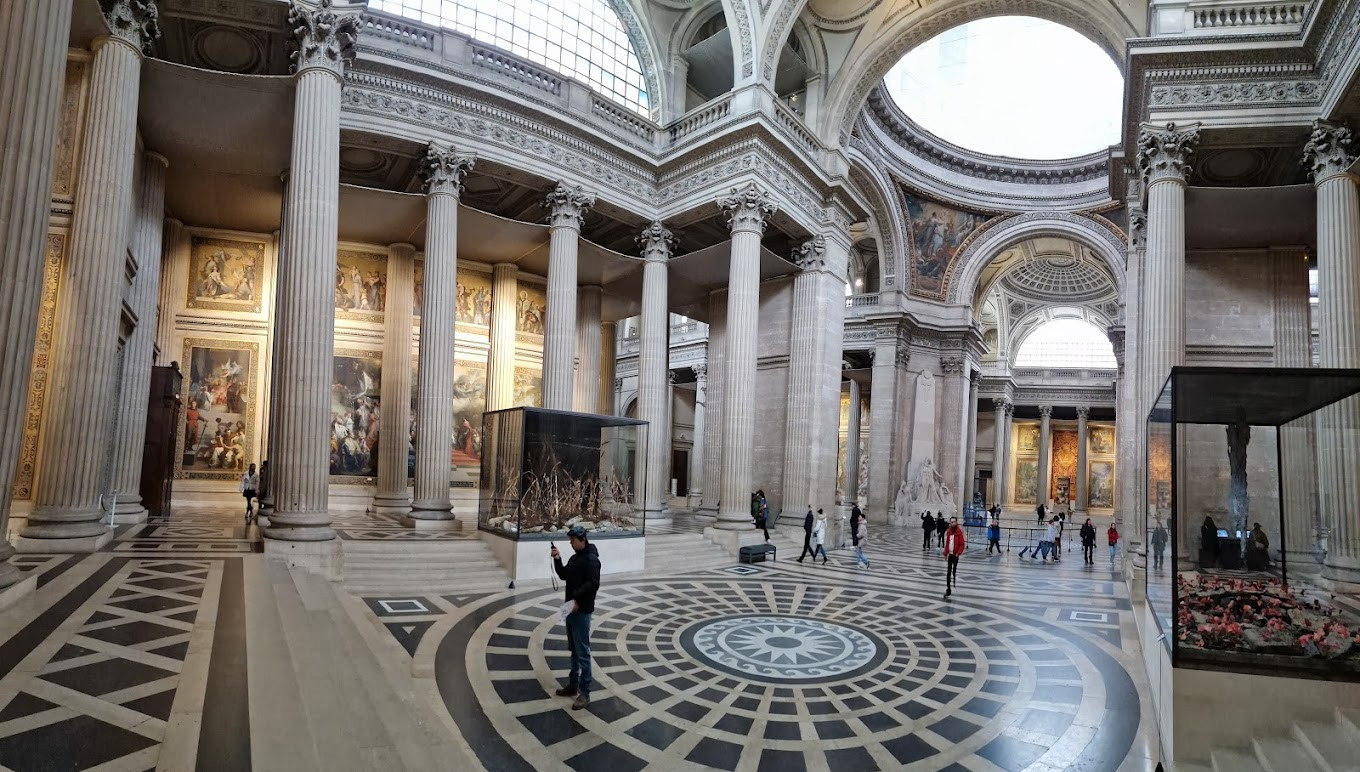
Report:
111,508,148,525
1283,550,1324,574
262,511,335,542
15,529,114,553
646,508,673,529
1321,556,1360,589
398,516,462,531
712,512,756,532
370,493,412,518
409,500,453,520
703,526,766,555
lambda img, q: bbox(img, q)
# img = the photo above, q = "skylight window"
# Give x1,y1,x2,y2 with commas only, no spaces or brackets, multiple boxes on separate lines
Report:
1015,319,1117,369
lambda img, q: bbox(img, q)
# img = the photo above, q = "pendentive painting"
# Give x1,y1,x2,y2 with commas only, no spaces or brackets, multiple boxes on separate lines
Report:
514,365,542,407
456,269,493,327
1089,460,1114,508
1014,459,1039,505
335,249,387,320
451,359,487,467
903,191,989,299
331,351,382,479
516,283,546,336
1090,426,1115,455
177,339,258,479
186,237,265,313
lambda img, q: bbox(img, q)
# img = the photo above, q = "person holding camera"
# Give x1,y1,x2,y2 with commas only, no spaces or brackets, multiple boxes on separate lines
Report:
551,525,601,710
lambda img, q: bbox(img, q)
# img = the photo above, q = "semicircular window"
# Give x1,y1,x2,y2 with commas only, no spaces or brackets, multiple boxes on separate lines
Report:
1015,318,1117,369
883,17,1122,160
371,0,649,115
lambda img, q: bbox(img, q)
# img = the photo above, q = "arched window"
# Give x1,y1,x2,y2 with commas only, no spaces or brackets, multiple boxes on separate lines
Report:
371,0,649,115
1014,318,1116,369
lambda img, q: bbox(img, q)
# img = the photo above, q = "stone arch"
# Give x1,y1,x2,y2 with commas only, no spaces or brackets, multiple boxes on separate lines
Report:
605,0,667,121
946,212,1128,308
847,152,907,292
1007,306,1116,368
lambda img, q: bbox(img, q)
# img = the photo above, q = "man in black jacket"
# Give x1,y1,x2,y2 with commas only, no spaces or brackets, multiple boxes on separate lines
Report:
551,525,601,710
797,506,815,562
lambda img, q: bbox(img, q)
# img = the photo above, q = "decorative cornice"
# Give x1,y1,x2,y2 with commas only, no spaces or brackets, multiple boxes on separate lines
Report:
544,181,595,229
289,0,360,77
103,0,161,54
1137,122,1201,187
637,220,675,262
717,184,777,235
1150,80,1321,108
420,143,475,196
1302,119,1355,182
793,236,826,271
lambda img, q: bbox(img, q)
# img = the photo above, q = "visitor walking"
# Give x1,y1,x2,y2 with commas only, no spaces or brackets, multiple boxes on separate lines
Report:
1080,518,1096,564
811,510,828,564
1040,518,1058,562
855,518,869,568
1036,502,1046,526
551,525,601,710
849,503,863,550
1053,515,1064,559
943,516,965,598
986,514,1001,554
798,506,816,562
754,496,771,542
239,463,259,524
921,511,936,550
935,512,948,547
1107,522,1120,563
1151,520,1168,570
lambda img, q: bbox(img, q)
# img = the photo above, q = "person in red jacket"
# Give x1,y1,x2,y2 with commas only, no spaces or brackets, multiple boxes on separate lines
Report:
943,516,965,598
1107,523,1120,563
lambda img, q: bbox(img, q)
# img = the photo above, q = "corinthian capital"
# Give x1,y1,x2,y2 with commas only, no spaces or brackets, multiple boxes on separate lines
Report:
940,356,966,375
421,144,475,196
288,0,360,77
717,184,777,235
637,221,674,262
792,236,826,271
1302,120,1355,182
992,397,1012,413
544,182,595,229
103,0,161,54
1137,122,1200,187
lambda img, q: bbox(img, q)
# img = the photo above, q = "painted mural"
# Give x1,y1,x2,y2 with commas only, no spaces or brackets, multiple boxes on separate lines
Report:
1016,424,1040,453
1049,430,1078,503
516,284,546,335
904,191,989,298
1014,459,1039,505
514,366,542,407
452,359,487,467
187,237,265,313
1090,426,1115,455
456,269,493,327
178,340,257,478
1089,461,1115,508
330,352,382,478
335,249,387,319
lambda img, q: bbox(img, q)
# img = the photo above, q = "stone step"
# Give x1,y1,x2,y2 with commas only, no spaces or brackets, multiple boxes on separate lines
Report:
1254,736,1326,772
1213,748,1267,772
1294,720,1360,771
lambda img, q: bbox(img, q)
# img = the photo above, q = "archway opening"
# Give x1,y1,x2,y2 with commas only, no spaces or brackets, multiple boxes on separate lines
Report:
1014,318,1117,369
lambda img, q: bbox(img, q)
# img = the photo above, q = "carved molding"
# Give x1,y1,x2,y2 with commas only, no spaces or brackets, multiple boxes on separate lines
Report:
104,0,162,53
940,356,966,375
1151,80,1321,108
1128,210,1147,250
420,143,475,196
637,220,675,262
543,181,596,229
288,0,360,77
793,235,826,271
1302,119,1355,182
717,183,777,235
1137,122,1201,187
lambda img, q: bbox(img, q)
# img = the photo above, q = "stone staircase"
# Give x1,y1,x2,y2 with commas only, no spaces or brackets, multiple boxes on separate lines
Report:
340,539,513,595
1180,707,1360,772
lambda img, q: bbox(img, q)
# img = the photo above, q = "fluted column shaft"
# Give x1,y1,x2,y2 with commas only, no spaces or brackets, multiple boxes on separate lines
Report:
487,263,517,411
599,322,616,414
688,364,707,508
715,186,774,530
154,219,186,364
1037,406,1053,508
962,372,980,508
0,0,75,573
845,377,861,503
26,32,147,549
700,300,725,517
868,330,906,520
938,357,969,506
1271,247,1319,568
265,3,359,541
575,286,602,413
542,183,594,410
1119,204,1144,541
637,223,672,523
993,400,1012,506
1075,406,1090,513
110,151,168,521
374,243,415,515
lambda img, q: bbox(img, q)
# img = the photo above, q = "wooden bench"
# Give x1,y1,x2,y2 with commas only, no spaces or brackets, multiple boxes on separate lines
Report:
739,544,777,564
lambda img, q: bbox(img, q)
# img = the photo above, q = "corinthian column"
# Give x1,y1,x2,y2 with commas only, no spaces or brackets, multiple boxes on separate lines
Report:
1036,405,1053,508
109,151,168,523
845,376,862,504
486,263,516,410
1137,122,1199,411
1075,405,1090,514
962,370,981,509
22,2,159,552
373,242,416,516
575,285,603,413
1272,247,1319,570
688,363,707,508
637,222,673,526
938,355,969,507
1303,120,1360,584
713,185,775,532
0,0,76,577
410,145,473,524
263,0,359,543
542,182,594,410
992,399,1012,506
599,322,617,414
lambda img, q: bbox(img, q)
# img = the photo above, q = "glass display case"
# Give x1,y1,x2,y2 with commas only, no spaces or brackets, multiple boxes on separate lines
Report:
478,407,648,539
1147,367,1360,678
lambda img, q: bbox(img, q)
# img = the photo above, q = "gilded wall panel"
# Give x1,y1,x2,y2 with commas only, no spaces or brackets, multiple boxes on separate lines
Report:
11,233,66,500
51,58,88,202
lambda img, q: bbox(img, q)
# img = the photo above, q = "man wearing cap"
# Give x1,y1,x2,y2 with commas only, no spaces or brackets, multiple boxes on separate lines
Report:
551,525,602,710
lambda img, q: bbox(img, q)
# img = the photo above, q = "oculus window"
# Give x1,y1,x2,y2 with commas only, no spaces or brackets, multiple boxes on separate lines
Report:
1015,318,1117,369
883,17,1122,160
371,0,649,115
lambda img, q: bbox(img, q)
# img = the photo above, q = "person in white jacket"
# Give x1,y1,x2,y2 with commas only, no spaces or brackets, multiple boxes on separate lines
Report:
811,510,828,565
855,519,869,568
239,463,259,523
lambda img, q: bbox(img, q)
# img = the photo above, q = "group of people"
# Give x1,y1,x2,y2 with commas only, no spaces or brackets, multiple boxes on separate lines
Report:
1198,516,1272,571
186,411,249,471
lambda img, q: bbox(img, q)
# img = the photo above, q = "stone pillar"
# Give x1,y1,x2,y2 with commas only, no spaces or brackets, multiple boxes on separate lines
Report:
373,242,416,516
155,218,186,365
1272,246,1319,570
486,263,517,411
541,182,594,410
109,151,168,523
599,322,616,414
575,285,603,413
713,184,775,532
1037,405,1053,509
699,299,724,518
1076,405,1090,514
962,370,981,509
1302,121,1360,584
688,363,707,508
1118,197,1145,543
0,0,75,578
938,355,969,509
868,325,909,520
22,4,159,552
845,376,862,504
992,399,1012,506
410,145,473,524
263,0,360,543
637,222,673,526
782,235,848,516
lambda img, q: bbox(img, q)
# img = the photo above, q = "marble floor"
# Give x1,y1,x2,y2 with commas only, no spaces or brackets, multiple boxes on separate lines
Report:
0,507,1165,771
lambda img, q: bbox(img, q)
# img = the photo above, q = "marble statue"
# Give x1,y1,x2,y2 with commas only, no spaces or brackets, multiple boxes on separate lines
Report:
906,457,957,512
